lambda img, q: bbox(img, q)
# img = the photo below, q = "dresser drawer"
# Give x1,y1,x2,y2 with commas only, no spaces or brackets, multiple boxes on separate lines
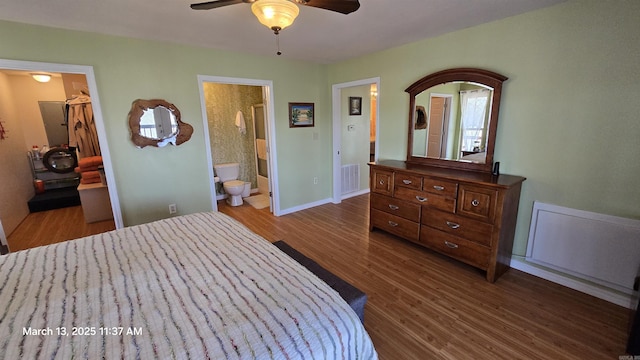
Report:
422,207,493,246
370,193,421,222
457,184,498,223
394,186,456,213
394,171,422,190
371,209,420,242
419,226,491,270
371,168,394,196
422,177,458,198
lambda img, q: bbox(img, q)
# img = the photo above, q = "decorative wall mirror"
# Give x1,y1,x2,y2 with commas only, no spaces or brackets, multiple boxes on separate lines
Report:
405,68,507,173
128,99,193,148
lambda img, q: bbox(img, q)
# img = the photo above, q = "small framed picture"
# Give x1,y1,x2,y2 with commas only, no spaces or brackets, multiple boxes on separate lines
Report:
289,102,314,127
349,97,362,116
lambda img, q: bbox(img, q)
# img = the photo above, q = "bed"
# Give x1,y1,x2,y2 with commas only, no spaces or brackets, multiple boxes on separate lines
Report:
459,151,486,163
0,212,377,359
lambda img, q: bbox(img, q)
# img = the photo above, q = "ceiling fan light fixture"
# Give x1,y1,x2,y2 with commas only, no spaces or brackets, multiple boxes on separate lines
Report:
251,0,299,33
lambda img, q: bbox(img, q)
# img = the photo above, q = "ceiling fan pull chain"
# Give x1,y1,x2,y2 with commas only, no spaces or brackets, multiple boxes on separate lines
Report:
275,31,282,56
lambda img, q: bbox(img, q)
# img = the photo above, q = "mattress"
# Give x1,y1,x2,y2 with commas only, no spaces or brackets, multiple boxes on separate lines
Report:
0,211,377,359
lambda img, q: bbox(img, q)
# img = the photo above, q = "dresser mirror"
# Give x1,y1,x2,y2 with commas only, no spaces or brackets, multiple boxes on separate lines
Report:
406,68,507,173
128,99,193,148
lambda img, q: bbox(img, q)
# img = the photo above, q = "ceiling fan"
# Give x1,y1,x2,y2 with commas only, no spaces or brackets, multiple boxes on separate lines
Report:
190,0,361,55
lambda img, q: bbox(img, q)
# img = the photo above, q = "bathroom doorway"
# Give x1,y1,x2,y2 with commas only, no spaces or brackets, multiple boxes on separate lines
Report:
197,76,279,215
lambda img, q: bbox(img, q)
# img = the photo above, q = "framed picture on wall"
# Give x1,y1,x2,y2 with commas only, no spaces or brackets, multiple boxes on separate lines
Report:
349,97,362,116
289,102,314,127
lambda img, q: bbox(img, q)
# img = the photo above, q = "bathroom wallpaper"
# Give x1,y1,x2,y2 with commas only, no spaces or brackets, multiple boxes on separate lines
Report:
203,83,262,190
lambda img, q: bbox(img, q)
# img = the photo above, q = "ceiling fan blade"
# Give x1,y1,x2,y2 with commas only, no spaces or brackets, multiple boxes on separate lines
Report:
190,0,245,10
302,0,360,15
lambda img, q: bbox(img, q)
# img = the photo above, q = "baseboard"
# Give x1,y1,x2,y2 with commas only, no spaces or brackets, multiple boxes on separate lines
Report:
279,197,333,216
341,189,370,200
510,256,634,309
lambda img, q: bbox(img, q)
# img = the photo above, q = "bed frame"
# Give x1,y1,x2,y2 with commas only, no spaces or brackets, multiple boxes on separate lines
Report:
273,240,367,322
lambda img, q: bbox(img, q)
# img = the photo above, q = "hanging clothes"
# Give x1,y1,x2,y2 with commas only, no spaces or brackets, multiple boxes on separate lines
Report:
66,95,101,159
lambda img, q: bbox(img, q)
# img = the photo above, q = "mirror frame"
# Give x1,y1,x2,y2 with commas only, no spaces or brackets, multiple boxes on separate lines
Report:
128,99,193,148
405,68,507,173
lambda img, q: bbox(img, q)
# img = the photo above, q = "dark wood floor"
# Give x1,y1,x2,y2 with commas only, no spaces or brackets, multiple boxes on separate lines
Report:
6,196,632,359
220,195,632,360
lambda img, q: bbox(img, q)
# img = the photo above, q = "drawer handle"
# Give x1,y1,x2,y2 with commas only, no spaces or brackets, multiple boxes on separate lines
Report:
415,196,428,203
402,179,412,185
433,185,445,191
444,241,459,249
388,204,399,210
471,199,480,207
446,221,460,229
388,221,399,227
379,180,385,185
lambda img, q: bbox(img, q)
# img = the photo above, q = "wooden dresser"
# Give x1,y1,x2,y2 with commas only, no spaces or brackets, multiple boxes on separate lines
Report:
369,160,525,282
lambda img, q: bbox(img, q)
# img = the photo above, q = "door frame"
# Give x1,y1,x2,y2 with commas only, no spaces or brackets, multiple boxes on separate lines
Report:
331,77,380,204
0,58,124,229
251,104,273,211
197,75,280,215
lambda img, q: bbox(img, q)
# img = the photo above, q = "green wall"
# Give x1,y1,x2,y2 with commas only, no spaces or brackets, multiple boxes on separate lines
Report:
0,20,332,225
327,0,640,256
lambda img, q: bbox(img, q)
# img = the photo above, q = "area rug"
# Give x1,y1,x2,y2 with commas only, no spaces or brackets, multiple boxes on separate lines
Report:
244,194,270,209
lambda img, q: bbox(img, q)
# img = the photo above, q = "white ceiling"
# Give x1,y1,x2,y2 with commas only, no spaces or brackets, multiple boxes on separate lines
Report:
0,0,564,64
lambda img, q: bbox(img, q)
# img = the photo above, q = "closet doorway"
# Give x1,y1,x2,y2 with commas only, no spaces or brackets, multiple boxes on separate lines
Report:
197,75,280,215
0,59,122,252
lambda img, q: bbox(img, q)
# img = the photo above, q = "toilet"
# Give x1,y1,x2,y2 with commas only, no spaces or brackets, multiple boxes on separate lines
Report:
213,162,245,206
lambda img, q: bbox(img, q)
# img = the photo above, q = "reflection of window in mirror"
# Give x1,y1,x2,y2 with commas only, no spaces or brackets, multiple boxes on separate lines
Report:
459,88,491,153
139,107,178,139
139,109,158,139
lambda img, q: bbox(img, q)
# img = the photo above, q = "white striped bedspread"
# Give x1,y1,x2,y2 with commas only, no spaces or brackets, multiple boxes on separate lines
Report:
0,211,377,359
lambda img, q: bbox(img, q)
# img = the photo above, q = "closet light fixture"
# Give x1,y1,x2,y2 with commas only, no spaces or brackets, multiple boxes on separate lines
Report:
31,73,51,83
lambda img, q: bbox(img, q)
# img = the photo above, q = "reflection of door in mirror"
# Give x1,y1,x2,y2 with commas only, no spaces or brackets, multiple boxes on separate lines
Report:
427,96,448,159
413,84,458,159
